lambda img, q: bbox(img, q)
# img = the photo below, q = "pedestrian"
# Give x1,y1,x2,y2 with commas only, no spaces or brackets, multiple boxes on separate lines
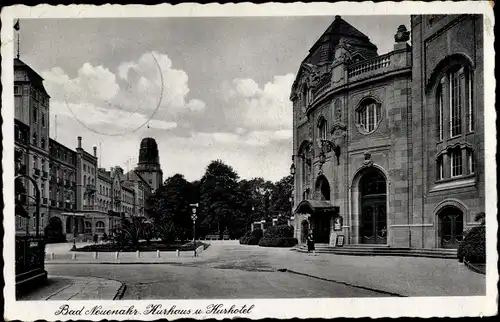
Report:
93,234,98,244
307,230,315,254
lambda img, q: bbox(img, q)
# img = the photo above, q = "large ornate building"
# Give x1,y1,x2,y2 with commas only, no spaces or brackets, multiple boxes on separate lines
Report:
290,15,484,250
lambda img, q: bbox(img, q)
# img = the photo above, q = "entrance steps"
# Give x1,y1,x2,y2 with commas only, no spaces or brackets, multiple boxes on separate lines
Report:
293,244,457,259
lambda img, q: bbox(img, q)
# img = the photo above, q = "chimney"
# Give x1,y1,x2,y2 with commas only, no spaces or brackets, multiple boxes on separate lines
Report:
93,145,97,157
77,136,82,149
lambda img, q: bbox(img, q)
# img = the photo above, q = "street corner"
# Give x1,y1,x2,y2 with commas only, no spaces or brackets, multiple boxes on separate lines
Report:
17,275,124,301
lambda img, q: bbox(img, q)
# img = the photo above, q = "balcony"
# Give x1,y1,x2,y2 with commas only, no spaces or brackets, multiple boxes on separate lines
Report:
33,169,40,177
348,54,391,78
41,171,48,179
82,205,98,211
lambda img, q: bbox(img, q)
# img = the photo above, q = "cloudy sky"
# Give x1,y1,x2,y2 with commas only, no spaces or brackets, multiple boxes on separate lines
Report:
18,15,410,182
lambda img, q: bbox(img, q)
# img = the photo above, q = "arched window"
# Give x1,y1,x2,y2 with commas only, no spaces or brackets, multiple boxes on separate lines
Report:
318,117,327,140
356,99,381,133
95,221,105,233
435,64,474,140
84,221,92,234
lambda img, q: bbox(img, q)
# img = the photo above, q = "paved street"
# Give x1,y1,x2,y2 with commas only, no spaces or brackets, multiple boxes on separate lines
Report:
44,241,485,299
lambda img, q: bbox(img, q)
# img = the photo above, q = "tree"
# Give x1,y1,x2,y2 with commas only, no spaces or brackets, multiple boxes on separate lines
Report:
270,175,294,219
146,174,194,242
199,160,241,239
237,177,275,232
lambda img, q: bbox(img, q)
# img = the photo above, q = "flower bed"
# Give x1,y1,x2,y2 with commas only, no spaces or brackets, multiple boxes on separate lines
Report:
75,241,209,252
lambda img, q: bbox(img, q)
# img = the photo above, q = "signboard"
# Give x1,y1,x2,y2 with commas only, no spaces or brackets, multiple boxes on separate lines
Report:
333,216,343,231
336,234,345,247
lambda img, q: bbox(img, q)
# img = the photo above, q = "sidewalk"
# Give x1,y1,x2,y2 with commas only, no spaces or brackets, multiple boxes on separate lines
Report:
269,250,486,297
17,275,123,300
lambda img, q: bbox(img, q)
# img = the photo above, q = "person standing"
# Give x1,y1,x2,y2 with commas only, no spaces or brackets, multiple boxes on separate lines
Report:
307,230,315,254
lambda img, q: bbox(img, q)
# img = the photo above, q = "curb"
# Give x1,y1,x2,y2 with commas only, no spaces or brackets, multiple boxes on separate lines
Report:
280,268,406,297
46,260,203,265
464,259,486,275
113,283,127,300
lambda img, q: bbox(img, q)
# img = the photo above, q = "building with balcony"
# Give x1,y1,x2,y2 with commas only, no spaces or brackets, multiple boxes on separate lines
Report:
290,15,484,250
46,138,77,239
14,58,51,236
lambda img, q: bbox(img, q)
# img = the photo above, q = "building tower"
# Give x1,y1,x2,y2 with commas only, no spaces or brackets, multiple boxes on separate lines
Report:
134,137,163,191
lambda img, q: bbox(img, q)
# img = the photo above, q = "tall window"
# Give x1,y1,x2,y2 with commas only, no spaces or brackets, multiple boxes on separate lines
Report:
437,79,444,141
449,68,463,137
468,150,475,175
436,156,444,180
33,155,38,170
41,159,45,172
467,71,474,132
33,106,38,123
42,112,46,127
450,148,462,177
41,137,45,149
41,183,45,198
318,118,327,140
357,100,381,133
32,132,37,145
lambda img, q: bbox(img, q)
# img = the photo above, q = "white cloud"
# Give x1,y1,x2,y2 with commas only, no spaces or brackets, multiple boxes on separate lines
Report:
220,73,295,131
186,99,206,112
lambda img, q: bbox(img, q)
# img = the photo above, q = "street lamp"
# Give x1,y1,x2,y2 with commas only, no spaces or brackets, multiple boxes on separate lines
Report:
66,196,77,250
290,155,296,176
190,203,198,242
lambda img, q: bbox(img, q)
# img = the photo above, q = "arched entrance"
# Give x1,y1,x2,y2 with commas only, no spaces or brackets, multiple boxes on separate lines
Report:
359,168,387,244
44,217,64,241
301,220,310,244
437,206,464,248
295,200,336,244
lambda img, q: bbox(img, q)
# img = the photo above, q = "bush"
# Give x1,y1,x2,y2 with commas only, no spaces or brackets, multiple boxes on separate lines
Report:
258,237,298,248
263,224,294,238
239,228,263,245
458,225,485,263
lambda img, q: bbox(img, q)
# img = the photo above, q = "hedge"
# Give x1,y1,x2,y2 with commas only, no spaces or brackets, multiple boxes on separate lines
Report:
258,237,298,248
263,224,294,239
239,228,263,245
457,225,485,263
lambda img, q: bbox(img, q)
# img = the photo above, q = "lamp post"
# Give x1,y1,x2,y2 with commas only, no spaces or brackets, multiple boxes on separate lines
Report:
190,203,198,242
67,196,77,250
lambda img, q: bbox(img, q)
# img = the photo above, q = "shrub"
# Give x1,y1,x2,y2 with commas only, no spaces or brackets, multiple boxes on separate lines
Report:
258,237,298,248
239,228,263,245
263,224,294,238
458,225,485,263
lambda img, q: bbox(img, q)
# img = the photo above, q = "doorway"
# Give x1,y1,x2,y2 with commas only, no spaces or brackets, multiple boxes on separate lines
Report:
438,207,464,248
359,168,387,244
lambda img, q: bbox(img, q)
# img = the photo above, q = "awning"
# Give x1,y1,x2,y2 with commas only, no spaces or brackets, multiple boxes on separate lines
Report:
61,212,86,217
294,199,339,214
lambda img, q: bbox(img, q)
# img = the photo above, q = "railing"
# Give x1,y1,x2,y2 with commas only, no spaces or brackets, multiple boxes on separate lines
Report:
312,75,331,98
83,204,98,211
348,53,391,78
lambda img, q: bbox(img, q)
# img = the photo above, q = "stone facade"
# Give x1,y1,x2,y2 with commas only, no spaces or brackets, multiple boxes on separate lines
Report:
290,15,484,250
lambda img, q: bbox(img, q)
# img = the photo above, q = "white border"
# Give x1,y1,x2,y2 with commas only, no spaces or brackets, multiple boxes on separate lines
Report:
2,2,497,320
